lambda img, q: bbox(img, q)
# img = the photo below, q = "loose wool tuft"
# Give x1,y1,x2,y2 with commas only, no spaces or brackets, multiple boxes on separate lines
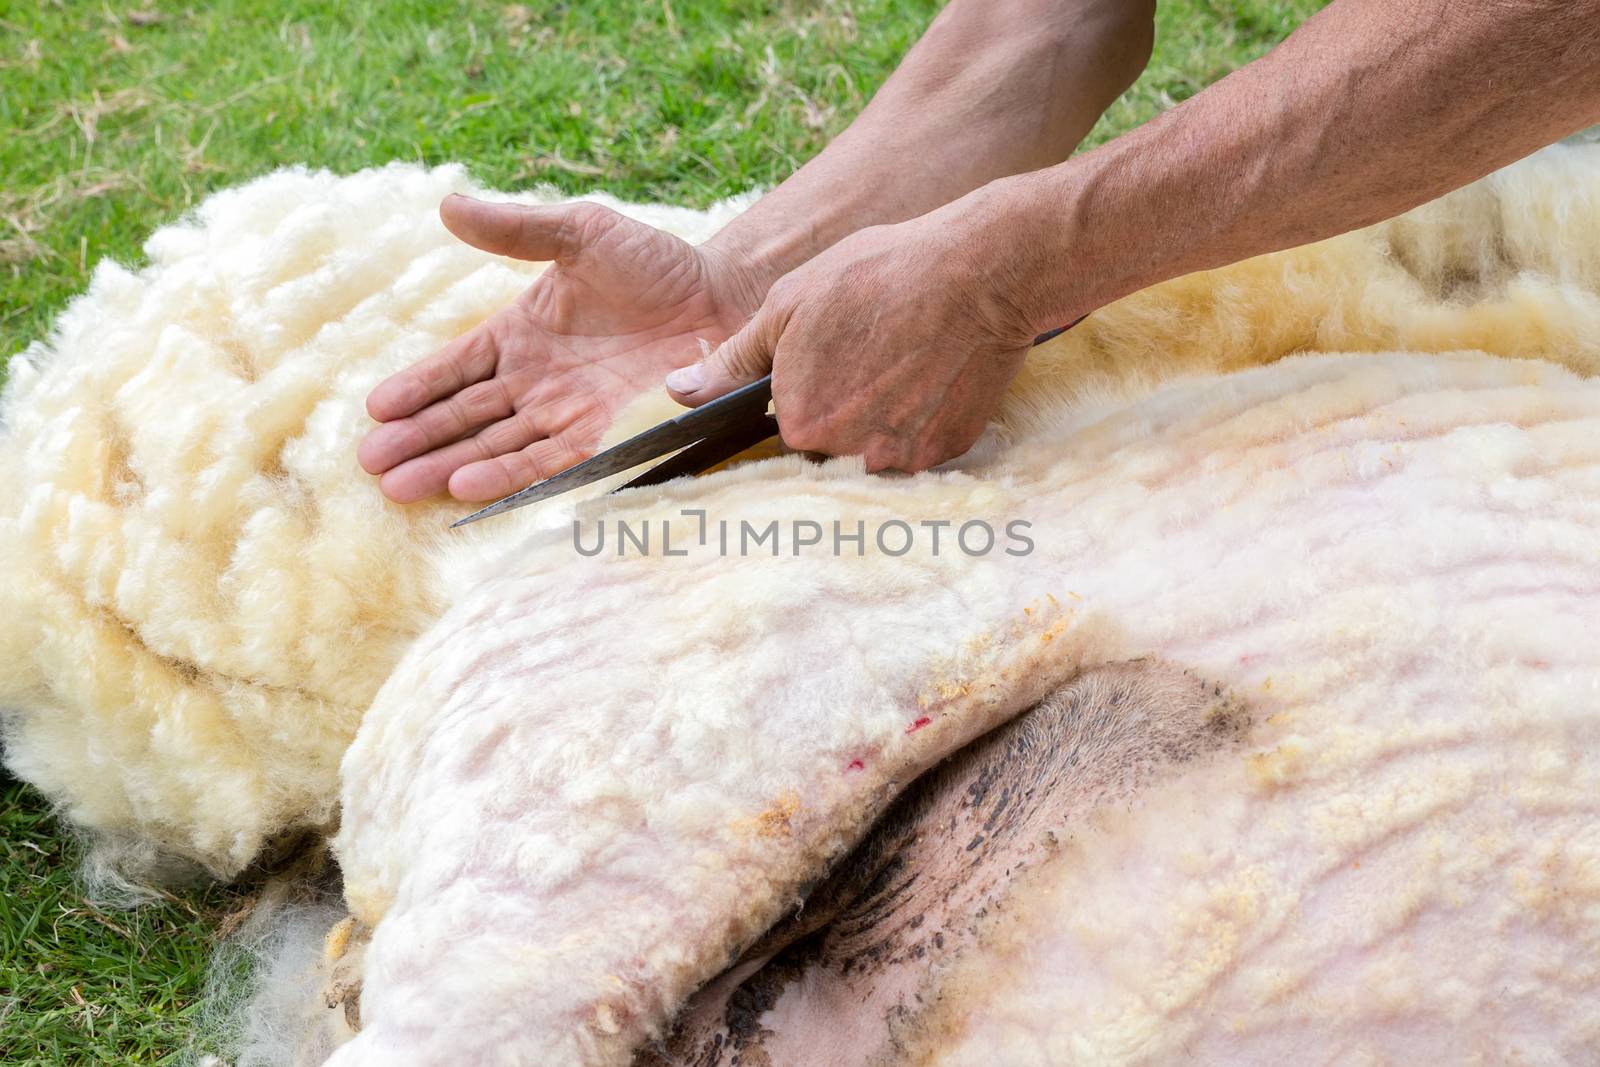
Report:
2,144,1600,998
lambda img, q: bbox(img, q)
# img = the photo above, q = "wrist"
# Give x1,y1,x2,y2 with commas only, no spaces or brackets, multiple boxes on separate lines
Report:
931,173,1104,343
941,145,1189,338
694,236,774,323
700,158,906,312
700,200,843,313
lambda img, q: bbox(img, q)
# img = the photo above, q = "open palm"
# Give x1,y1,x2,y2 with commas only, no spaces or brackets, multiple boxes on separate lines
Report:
359,196,761,502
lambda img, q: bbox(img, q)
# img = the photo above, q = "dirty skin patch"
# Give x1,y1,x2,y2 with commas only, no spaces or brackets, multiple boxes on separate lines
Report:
635,659,1251,1067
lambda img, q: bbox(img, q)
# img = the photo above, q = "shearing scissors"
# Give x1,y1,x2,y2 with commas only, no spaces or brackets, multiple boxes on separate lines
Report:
450,319,1084,527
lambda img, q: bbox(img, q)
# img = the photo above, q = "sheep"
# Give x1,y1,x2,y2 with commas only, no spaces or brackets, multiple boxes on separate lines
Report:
315,348,1600,1066
1,144,1598,1064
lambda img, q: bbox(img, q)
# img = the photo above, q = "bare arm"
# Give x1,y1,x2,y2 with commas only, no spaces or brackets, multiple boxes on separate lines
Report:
971,0,1600,334
704,0,1156,296
361,0,1154,502
672,0,1600,472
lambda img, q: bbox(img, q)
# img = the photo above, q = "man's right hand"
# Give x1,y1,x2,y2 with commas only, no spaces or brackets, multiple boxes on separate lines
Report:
359,195,764,503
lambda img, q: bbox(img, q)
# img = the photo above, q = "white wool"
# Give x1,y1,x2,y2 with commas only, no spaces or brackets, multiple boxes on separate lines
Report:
0,163,751,880
327,352,1600,1065
1,145,1599,1064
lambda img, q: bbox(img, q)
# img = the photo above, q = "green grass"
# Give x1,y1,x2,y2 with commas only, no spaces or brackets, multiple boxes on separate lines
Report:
0,0,1324,1060
1,774,255,1064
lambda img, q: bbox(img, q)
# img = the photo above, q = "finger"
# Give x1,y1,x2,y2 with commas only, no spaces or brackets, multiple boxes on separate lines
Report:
373,390,608,502
374,412,533,503
440,195,616,262
358,377,514,475
468,390,596,460
663,313,776,406
366,326,498,424
448,437,590,502
376,437,483,504
863,437,915,475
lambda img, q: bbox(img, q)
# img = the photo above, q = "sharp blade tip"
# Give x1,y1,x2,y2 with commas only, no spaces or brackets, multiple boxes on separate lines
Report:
449,506,498,528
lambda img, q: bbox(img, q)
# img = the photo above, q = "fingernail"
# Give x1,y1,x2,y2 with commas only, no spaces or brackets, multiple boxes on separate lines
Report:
666,363,704,393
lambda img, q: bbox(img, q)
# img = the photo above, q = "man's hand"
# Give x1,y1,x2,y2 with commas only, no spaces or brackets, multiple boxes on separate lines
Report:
665,216,1037,473
359,0,1161,504
360,195,764,502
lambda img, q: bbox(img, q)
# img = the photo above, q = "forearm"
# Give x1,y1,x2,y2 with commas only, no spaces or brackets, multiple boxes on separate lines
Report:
704,0,1154,299
963,0,1600,336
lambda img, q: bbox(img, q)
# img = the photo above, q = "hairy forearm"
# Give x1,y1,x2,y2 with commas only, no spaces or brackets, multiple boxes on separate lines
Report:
704,0,1154,299
962,0,1600,335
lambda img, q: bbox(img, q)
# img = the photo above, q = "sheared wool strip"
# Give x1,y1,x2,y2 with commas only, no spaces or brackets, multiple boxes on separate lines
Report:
0,166,750,881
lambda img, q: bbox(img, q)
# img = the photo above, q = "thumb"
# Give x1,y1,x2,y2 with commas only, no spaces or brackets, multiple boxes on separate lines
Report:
665,312,778,406
439,194,616,262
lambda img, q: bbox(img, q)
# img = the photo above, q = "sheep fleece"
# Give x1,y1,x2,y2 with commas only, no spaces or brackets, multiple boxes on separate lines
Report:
0,166,749,876
3,148,1600,877
0,145,1597,1063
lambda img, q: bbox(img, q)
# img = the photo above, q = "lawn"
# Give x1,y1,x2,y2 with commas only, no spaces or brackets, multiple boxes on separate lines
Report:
0,0,1325,1061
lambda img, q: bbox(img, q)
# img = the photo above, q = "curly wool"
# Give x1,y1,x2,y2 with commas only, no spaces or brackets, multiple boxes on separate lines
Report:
3,143,1600,888
0,164,750,880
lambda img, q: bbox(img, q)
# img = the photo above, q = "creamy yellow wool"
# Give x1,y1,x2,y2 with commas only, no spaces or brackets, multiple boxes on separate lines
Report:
2,144,1600,887
0,167,748,879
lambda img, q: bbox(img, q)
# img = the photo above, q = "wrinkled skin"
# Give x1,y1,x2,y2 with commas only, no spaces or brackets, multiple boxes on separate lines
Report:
322,662,1248,1065
664,219,1038,474
359,198,764,503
